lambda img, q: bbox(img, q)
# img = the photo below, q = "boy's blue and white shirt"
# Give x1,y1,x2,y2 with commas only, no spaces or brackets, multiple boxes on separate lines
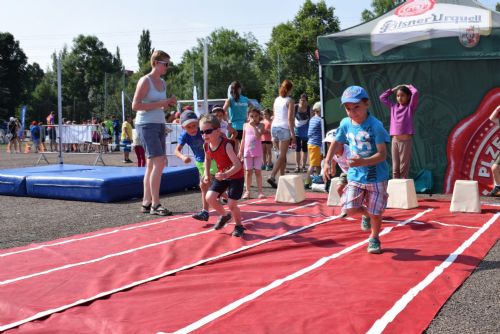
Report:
335,113,390,183
307,115,323,147
178,129,205,162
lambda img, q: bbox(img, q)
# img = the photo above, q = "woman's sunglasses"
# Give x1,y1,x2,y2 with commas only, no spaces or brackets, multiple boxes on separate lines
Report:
157,60,170,67
200,128,215,135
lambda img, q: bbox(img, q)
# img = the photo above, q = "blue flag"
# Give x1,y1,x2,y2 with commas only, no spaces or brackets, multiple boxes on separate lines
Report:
19,105,27,138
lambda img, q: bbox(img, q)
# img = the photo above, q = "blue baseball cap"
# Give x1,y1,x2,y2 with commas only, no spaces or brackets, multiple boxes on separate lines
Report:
341,86,369,105
180,111,198,126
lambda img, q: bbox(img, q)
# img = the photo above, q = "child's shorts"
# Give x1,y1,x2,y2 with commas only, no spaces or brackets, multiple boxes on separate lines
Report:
343,180,388,216
121,139,132,152
244,156,263,170
307,144,322,167
195,160,218,178
210,177,244,200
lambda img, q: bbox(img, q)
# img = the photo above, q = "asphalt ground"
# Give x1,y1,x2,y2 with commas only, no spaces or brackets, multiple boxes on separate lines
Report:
0,147,498,333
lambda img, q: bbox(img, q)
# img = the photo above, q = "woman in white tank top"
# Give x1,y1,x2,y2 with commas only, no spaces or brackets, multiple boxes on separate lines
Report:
267,79,295,188
132,50,177,216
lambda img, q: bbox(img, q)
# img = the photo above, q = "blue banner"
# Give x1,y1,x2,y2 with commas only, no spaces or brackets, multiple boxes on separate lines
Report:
19,105,27,139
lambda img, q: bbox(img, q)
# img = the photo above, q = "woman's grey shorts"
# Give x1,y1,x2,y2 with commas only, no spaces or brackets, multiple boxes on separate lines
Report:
135,123,166,159
271,126,291,141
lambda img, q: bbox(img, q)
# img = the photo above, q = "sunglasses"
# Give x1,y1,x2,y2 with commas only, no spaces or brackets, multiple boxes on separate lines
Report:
157,60,170,67
200,128,215,135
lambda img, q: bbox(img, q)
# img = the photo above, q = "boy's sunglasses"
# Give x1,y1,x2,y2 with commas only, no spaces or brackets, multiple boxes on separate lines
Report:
200,128,215,135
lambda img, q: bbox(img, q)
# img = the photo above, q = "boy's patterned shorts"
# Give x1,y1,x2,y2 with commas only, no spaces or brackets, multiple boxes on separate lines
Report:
343,180,388,216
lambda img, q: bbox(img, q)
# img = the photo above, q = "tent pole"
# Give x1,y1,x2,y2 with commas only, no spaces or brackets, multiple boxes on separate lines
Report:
318,64,326,153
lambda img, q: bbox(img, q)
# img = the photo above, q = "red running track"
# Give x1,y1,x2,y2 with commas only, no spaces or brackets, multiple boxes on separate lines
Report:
0,195,498,333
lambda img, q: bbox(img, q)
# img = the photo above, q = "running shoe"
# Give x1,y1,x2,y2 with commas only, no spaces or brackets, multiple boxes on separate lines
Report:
214,213,232,230
361,215,371,231
192,210,209,222
488,185,500,197
232,225,245,237
367,237,382,254
267,177,277,188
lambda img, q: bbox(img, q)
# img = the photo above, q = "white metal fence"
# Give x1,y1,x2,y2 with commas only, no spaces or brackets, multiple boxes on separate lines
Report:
32,123,194,166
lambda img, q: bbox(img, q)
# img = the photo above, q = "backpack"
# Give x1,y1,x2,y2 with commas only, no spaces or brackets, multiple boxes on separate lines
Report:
8,121,16,133
31,126,40,138
113,119,121,132
414,169,433,194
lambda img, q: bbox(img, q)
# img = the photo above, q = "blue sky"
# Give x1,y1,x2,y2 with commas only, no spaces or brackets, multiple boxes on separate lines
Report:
0,0,498,72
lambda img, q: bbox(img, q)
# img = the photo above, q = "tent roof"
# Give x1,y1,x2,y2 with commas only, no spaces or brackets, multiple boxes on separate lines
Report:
318,0,500,65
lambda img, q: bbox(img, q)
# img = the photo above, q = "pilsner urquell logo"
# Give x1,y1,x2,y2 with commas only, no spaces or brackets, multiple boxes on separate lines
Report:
395,0,435,17
459,25,480,48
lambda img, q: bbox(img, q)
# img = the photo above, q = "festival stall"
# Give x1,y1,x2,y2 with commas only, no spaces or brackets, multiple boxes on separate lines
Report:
317,0,500,194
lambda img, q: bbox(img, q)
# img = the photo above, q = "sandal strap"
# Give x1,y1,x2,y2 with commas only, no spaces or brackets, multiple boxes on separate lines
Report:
152,204,172,215
141,203,152,213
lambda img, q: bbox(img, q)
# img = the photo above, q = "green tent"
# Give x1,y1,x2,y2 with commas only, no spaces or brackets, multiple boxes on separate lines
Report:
317,0,500,193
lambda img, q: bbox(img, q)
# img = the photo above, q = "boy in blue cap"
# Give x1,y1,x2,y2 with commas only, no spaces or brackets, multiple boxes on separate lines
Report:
175,111,218,221
331,86,390,254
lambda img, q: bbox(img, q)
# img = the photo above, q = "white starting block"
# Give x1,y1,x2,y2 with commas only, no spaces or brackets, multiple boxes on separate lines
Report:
275,175,306,203
386,179,418,209
450,180,481,213
327,177,342,206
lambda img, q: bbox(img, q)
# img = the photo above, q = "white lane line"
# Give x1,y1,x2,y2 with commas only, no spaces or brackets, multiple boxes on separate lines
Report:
429,220,480,229
246,210,326,218
384,219,480,229
383,219,424,225
367,212,499,334
0,202,317,286
169,209,433,334
0,199,267,258
0,202,333,332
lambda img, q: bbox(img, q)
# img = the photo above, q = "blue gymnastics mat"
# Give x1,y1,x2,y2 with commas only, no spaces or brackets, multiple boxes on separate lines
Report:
0,164,199,202
0,165,94,196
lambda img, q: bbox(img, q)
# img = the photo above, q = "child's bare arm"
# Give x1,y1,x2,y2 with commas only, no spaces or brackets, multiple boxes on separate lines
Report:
203,156,212,183
216,142,242,180
238,126,246,158
322,141,342,181
253,123,263,136
175,144,191,163
227,123,237,140
349,143,387,167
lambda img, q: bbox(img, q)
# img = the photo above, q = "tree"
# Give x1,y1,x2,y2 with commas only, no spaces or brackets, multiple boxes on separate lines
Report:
168,29,264,103
496,2,500,12
0,32,28,119
137,29,153,73
61,35,123,121
260,0,340,107
22,62,45,122
31,72,57,122
362,0,403,22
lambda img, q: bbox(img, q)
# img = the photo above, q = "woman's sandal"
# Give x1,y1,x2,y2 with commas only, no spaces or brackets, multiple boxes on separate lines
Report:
141,203,152,214
150,204,173,216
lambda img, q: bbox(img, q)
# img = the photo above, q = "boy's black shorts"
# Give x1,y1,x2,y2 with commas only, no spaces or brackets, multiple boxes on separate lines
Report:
210,177,244,200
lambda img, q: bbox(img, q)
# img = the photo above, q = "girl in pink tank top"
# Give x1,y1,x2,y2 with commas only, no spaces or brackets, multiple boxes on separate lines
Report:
238,109,265,199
